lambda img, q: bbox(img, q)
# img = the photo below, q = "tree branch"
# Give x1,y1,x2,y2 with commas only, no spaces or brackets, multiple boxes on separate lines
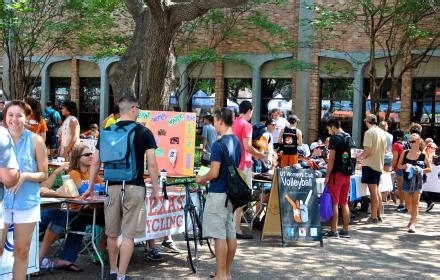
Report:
124,0,147,17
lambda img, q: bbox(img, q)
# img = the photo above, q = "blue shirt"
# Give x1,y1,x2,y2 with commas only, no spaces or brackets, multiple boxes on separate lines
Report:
4,129,40,210
43,107,62,127
202,124,217,155
209,134,242,193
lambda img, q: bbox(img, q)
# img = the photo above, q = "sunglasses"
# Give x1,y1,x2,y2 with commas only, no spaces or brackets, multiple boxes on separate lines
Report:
132,105,141,109
81,152,93,157
409,140,417,144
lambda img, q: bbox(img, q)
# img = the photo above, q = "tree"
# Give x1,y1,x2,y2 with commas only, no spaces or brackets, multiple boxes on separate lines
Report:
0,0,120,100
313,0,440,117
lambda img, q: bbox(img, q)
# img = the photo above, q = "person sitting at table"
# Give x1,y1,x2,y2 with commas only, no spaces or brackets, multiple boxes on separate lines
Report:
38,145,104,273
397,133,431,233
80,123,100,139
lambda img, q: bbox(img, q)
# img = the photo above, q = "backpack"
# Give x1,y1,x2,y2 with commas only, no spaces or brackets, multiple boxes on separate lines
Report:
44,109,57,132
100,123,137,182
219,141,252,212
340,133,354,176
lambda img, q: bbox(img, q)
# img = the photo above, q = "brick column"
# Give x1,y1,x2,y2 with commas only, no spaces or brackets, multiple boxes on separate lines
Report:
400,68,412,130
308,48,320,142
70,57,80,110
214,59,225,109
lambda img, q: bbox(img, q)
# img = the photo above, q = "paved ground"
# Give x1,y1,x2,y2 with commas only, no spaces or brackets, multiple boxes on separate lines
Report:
36,201,440,279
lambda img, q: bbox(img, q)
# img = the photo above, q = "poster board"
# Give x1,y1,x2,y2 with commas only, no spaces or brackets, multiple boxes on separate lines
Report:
277,168,322,246
261,172,281,239
0,224,39,278
134,189,200,241
137,111,196,176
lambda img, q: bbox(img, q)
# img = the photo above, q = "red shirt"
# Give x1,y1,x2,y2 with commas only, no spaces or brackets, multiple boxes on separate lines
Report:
232,115,253,170
392,142,404,170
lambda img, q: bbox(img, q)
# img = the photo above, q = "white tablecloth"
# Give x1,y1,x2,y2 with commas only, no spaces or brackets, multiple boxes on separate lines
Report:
422,165,440,193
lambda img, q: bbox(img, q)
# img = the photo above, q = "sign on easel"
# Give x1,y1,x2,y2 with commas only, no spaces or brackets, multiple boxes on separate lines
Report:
261,168,323,247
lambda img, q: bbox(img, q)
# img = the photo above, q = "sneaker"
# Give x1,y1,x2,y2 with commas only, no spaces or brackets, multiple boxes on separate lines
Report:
397,207,408,213
338,230,351,238
377,216,383,223
408,224,416,233
146,248,164,261
162,240,181,253
366,217,379,224
396,205,404,211
426,202,434,213
323,230,339,238
109,273,118,280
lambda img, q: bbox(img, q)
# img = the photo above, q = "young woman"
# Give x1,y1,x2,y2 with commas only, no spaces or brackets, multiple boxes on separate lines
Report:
2,100,48,280
397,133,431,233
24,97,48,142
392,129,406,211
58,101,80,160
278,115,303,167
39,145,104,272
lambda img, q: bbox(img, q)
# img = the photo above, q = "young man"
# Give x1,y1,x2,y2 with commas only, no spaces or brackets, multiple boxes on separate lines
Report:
103,105,121,128
85,95,160,280
231,100,266,239
270,108,289,150
0,126,20,231
196,107,241,280
360,114,387,223
324,117,353,238
43,101,62,158
201,114,217,166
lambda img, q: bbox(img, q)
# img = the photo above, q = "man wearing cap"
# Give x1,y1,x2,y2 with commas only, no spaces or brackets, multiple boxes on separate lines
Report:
360,114,387,223
310,142,326,160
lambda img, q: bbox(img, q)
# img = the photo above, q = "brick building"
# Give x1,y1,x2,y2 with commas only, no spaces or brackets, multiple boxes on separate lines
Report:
3,0,439,144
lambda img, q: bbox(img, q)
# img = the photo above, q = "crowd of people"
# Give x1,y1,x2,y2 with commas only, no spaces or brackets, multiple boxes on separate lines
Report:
0,95,438,280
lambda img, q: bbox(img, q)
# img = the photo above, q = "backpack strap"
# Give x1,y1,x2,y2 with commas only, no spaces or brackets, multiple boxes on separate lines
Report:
218,141,236,208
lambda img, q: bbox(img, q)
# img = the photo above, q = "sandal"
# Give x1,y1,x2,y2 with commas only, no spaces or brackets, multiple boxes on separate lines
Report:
209,272,216,278
56,263,83,273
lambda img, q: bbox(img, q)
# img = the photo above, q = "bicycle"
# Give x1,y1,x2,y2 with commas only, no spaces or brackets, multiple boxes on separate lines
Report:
162,178,215,273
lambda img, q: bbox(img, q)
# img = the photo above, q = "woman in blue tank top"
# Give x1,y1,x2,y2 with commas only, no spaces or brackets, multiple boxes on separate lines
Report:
3,100,48,280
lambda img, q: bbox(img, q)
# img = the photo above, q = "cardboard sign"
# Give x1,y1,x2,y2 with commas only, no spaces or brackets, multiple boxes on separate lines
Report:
134,190,200,241
277,168,322,245
0,224,39,278
137,111,196,176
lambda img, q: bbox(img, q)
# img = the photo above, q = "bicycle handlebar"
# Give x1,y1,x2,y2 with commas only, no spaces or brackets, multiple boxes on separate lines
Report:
162,179,196,187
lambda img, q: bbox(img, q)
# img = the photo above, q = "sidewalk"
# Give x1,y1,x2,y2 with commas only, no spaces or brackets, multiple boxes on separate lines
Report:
39,201,440,279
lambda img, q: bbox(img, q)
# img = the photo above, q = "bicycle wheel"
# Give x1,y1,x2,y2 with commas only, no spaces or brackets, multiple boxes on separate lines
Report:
185,208,199,273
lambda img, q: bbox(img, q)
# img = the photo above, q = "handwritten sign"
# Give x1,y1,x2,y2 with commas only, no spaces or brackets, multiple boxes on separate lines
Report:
137,110,196,176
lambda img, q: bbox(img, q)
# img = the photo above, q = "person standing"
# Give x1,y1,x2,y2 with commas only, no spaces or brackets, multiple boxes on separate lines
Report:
103,105,121,128
232,101,266,239
43,101,62,158
2,100,48,280
84,95,160,280
392,129,406,212
270,108,289,150
196,108,241,280
278,115,303,167
0,126,20,231
360,115,387,223
397,133,431,233
58,101,80,160
201,114,217,166
379,121,393,172
323,117,353,238
24,97,48,142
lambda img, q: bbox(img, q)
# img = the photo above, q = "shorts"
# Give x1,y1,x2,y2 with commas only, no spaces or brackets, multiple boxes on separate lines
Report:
281,154,298,168
327,173,350,205
395,169,403,177
402,179,422,193
46,132,58,149
4,205,40,224
238,166,252,189
104,184,146,239
203,192,236,240
361,166,382,185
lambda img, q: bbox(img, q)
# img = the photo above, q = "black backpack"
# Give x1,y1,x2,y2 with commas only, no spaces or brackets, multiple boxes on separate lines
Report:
219,141,252,212
340,133,354,176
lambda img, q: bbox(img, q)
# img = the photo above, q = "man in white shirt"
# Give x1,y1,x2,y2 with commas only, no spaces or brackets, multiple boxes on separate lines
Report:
270,109,289,150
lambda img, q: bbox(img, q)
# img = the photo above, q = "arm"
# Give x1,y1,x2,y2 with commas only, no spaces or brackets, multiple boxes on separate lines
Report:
296,129,303,146
202,137,207,152
146,148,160,207
39,131,46,142
361,146,372,160
424,154,432,174
278,128,284,144
82,150,101,199
0,168,20,188
243,137,265,160
196,161,220,184
397,151,406,170
392,149,399,170
324,150,336,185
40,164,69,189
67,119,79,152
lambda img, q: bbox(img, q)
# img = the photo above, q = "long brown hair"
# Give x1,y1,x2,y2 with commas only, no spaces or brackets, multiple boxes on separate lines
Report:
69,145,88,171
2,100,32,126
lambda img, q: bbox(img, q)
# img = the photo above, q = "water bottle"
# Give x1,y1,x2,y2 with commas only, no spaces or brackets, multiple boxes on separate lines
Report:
256,161,262,174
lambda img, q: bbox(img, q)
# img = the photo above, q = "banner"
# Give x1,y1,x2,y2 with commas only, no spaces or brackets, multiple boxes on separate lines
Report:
137,110,196,176
277,168,322,245
0,224,39,279
135,190,200,241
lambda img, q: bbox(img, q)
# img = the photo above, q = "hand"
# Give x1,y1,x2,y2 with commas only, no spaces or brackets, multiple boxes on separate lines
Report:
56,163,69,175
80,188,93,200
151,189,160,209
195,175,204,184
8,173,27,194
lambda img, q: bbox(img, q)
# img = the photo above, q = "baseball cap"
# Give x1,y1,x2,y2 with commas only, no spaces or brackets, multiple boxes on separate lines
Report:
364,114,377,124
310,142,324,151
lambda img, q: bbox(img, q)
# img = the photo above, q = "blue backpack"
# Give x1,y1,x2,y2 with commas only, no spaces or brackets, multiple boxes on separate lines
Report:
100,123,137,182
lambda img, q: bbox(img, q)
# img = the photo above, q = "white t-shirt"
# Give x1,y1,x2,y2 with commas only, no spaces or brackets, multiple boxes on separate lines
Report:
271,117,289,144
